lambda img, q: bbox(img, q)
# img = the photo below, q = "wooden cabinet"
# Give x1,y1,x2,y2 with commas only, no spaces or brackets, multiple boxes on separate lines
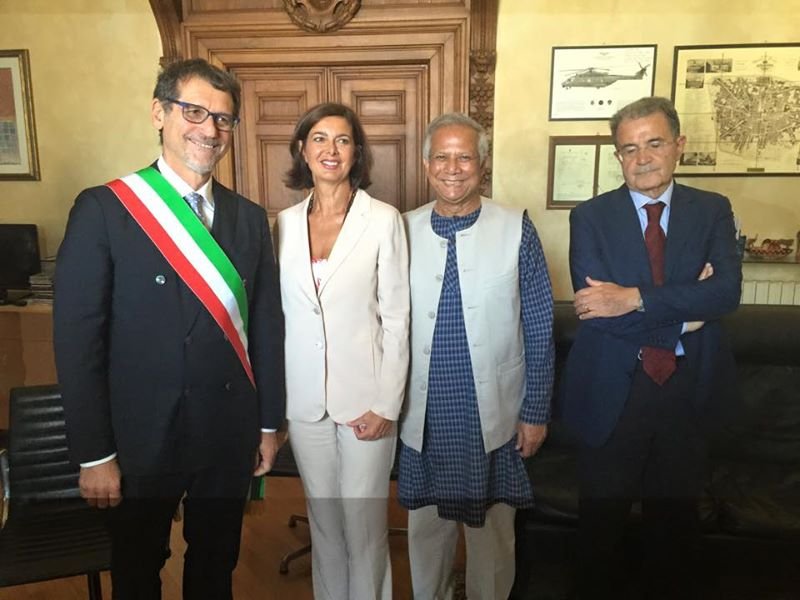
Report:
0,304,56,429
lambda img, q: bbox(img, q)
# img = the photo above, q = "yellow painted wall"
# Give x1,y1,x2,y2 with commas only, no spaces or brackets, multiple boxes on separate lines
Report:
495,0,800,299
1,0,798,299
0,0,161,257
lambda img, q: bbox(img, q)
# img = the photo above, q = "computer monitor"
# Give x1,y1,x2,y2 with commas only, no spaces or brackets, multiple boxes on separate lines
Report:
0,224,41,294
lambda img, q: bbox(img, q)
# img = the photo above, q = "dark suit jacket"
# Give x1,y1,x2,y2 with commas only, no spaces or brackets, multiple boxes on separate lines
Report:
54,166,285,476
560,183,741,448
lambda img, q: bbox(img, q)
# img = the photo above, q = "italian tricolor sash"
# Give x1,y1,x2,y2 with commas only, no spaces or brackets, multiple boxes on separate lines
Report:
106,167,254,387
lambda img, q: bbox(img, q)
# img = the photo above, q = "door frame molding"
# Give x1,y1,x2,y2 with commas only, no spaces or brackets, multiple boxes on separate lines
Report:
148,0,498,194
190,24,467,193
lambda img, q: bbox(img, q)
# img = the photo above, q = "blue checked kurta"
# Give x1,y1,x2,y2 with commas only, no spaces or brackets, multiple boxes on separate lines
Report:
398,207,554,527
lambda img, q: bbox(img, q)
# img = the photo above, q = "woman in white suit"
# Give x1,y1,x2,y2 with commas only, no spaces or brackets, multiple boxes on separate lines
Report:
276,103,409,600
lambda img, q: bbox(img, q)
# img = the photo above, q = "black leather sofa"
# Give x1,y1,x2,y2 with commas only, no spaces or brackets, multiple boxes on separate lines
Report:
513,303,800,598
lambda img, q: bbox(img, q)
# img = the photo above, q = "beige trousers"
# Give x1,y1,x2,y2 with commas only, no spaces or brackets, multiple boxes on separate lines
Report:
288,417,396,600
408,503,516,600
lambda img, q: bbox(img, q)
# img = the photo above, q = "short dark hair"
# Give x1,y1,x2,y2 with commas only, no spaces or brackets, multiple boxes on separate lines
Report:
609,96,681,146
284,103,372,190
153,58,241,117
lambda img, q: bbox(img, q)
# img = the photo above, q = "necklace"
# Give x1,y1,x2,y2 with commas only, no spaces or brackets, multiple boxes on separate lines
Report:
307,188,357,216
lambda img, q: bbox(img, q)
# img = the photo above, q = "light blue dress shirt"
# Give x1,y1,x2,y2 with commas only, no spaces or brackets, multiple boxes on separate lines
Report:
628,182,686,355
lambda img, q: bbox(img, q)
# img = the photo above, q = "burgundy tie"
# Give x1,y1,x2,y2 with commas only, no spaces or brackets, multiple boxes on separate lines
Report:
641,202,676,385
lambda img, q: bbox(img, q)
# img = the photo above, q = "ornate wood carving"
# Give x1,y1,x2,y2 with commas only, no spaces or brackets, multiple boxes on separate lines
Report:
148,0,183,65
282,0,362,33
469,0,498,196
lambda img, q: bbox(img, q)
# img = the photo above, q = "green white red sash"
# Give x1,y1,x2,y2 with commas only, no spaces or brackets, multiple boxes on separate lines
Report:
106,167,254,387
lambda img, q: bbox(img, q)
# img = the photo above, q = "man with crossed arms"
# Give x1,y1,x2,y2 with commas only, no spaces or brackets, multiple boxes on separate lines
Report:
562,96,741,599
54,59,284,599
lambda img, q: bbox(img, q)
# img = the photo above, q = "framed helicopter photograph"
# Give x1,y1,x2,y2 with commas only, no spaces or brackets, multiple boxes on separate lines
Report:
549,45,657,121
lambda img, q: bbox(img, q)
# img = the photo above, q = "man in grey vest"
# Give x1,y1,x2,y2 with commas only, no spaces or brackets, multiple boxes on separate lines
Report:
398,113,555,599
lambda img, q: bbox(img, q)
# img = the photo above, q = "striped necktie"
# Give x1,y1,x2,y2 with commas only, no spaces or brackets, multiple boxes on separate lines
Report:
184,192,208,229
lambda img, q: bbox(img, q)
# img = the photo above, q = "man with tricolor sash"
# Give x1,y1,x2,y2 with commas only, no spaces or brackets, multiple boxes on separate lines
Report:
54,58,285,599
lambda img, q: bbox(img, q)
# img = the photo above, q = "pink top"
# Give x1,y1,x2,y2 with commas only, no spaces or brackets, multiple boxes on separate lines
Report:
311,257,328,291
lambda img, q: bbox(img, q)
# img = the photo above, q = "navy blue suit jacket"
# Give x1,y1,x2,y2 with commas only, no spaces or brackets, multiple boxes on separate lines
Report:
54,165,285,476
560,183,741,448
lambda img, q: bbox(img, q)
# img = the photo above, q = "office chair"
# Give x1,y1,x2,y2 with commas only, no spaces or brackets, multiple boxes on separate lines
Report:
268,439,406,574
0,385,112,599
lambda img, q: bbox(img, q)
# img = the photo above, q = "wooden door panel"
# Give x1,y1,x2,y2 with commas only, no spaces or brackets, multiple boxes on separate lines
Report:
332,65,426,212
193,23,467,212
256,136,303,215
234,67,326,216
232,63,428,216
368,137,404,210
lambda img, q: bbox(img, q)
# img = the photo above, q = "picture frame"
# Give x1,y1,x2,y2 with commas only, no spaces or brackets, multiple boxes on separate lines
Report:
549,45,656,121
671,43,800,176
0,49,40,181
546,135,624,209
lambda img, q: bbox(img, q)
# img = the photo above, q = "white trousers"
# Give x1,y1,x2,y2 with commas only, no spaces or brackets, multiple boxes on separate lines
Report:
408,503,516,600
288,417,396,600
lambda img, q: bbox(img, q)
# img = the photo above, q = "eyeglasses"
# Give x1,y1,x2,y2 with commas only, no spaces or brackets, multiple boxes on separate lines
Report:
164,98,240,132
615,139,676,161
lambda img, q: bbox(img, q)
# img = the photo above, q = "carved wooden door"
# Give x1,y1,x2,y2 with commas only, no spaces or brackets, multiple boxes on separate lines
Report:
233,62,428,218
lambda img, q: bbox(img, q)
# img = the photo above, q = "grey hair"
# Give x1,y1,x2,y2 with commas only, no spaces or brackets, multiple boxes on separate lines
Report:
609,96,681,146
422,113,489,162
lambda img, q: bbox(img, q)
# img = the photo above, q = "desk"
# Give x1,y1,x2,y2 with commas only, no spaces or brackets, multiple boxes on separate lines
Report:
0,303,56,429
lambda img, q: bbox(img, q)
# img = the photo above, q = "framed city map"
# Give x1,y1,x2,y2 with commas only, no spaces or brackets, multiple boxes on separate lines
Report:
672,43,800,176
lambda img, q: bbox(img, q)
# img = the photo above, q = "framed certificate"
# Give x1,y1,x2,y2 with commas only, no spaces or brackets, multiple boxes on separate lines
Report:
546,136,624,209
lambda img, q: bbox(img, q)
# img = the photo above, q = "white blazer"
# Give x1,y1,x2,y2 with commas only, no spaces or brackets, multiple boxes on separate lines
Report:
277,189,410,424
